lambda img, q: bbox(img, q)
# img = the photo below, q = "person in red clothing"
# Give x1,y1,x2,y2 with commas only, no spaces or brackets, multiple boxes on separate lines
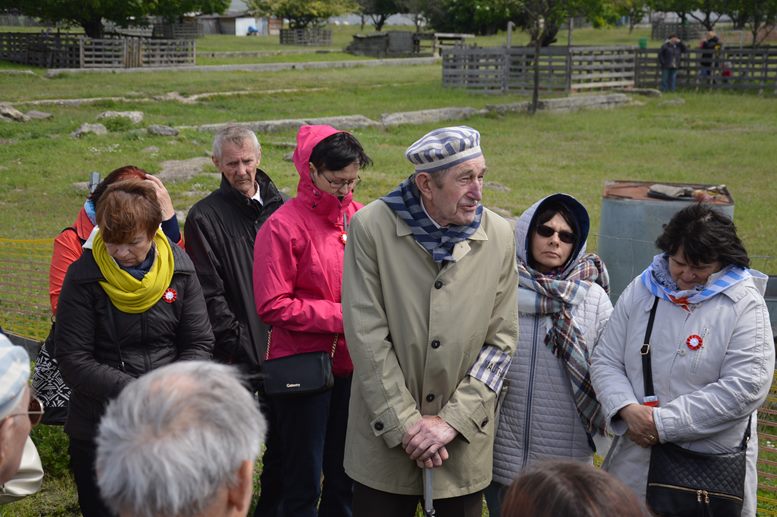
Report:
252,125,371,517
49,165,182,314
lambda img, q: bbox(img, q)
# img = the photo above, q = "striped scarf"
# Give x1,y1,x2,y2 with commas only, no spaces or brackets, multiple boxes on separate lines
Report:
641,254,750,311
517,253,610,436
381,176,482,263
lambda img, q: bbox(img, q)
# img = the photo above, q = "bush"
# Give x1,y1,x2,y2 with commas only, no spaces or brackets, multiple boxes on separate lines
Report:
103,116,136,132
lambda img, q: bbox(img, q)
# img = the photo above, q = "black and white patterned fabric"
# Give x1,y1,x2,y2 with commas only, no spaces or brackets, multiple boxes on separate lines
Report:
31,325,70,425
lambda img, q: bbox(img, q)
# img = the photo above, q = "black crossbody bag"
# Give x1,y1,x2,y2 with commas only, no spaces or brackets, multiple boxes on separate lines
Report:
262,329,336,397
642,297,750,517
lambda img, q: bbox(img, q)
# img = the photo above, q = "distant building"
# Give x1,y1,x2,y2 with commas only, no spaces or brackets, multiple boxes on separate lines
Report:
198,0,278,36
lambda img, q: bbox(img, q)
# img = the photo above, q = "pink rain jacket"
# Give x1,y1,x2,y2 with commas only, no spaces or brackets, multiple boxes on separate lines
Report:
253,125,363,376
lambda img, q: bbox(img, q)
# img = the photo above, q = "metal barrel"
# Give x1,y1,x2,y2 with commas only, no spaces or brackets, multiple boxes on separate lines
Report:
597,180,734,304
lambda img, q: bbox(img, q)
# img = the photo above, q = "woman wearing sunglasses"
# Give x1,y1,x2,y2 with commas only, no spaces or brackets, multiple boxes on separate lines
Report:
485,193,613,517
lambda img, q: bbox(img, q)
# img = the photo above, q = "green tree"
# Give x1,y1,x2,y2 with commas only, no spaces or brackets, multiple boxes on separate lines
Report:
249,0,357,29
649,0,692,26
422,0,523,35
357,0,407,31
726,0,777,46
397,0,429,31
0,0,229,38
613,0,649,32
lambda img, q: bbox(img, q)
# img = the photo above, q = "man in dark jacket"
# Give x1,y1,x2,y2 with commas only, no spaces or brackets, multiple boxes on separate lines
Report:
658,34,687,92
184,125,286,516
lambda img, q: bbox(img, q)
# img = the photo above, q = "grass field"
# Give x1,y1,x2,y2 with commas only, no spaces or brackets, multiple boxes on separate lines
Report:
1,23,776,516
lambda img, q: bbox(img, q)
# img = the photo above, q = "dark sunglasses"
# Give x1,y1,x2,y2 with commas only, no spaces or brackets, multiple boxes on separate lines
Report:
9,396,45,427
536,224,576,244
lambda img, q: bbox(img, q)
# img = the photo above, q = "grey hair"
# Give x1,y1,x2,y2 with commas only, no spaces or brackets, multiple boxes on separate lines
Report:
212,125,261,161
96,361,266,517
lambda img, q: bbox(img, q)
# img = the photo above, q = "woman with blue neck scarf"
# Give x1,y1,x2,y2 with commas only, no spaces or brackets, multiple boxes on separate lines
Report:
55,180,214,517
486,193,613,517
590,203,773,517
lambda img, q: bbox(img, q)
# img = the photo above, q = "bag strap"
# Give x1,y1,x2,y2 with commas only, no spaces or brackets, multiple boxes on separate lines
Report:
740,414,752,451
640,296,753,448
60,226,86,246
640,297,660,407
265,329,338,361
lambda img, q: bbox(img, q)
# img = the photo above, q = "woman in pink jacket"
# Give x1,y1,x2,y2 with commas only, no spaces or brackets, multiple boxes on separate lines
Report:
253,125,371,517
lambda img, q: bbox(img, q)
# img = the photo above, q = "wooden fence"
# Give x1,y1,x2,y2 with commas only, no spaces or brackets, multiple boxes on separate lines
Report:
0,32,194,68
443,45,777,95
442,46,635,94
635,47,777,94
279,28,332,46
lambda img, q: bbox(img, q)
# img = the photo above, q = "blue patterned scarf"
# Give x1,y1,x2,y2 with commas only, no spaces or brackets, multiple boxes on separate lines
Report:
381,176,482,263
518,253,609,436
641,254,750,311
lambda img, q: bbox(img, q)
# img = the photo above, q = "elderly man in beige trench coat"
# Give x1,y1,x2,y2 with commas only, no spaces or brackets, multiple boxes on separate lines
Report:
342,126,518,517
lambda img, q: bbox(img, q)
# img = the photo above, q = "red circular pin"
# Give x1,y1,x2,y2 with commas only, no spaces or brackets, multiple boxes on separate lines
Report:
686,334,703,351
162,288,177,304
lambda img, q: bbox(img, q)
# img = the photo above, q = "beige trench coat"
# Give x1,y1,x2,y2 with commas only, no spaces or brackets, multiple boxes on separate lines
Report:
342,200,518,498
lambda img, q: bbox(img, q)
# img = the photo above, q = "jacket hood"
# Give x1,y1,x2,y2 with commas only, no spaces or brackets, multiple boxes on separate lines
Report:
291,124,355,223
292,124,343,179
515,193,590,276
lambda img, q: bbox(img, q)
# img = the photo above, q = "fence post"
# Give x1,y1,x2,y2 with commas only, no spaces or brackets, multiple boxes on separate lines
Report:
502,47,508,92
565,46,573,94
79,36,84,68
634,48,640,87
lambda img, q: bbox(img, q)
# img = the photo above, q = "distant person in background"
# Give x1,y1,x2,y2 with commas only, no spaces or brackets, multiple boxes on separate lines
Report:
500,461,651,517
96,361,266,517
55,180,214,517
0,333,34,485
486,194,613,517
658,34,687,92
699,31,721,81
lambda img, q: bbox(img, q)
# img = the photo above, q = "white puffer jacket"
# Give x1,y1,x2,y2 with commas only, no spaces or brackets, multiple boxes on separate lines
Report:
492,194,614,486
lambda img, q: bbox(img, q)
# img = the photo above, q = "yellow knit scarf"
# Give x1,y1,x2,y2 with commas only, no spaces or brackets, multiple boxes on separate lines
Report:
93,228,174,314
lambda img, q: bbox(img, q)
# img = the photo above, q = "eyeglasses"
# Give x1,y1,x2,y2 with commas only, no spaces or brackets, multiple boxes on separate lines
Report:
536,224,575,244
318,171,361,190
8,396,44,427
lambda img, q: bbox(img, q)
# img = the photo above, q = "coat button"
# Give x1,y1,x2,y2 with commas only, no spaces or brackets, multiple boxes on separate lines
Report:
481,417,489,427
431,340,440,349
426,393,435,402
434,280,443,289
374,421,384,431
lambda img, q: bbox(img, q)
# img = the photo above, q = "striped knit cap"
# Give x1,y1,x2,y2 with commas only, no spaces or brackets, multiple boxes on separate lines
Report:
0,333,30,420
405,126,482,173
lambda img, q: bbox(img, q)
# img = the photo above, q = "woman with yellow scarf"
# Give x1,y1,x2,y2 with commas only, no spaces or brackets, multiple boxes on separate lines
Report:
55,179,214,517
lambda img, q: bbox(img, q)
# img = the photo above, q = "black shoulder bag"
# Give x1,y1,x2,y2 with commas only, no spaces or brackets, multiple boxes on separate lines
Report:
262,329,336,397
30,227,83,425
31,320,70,425
642,297,750,517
